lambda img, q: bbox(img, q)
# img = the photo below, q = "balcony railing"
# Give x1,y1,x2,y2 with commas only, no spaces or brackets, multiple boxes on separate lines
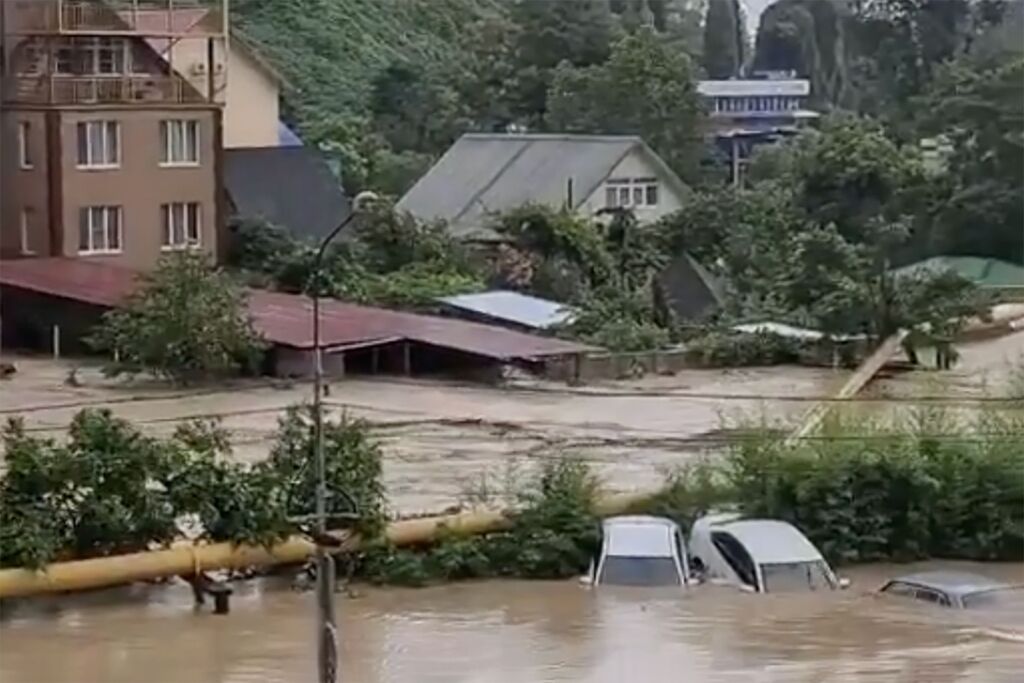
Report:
6,75,212,105
3,1,226,36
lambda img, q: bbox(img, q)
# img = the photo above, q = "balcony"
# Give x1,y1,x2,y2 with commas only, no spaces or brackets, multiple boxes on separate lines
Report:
6,74,212,105
3,1,226,36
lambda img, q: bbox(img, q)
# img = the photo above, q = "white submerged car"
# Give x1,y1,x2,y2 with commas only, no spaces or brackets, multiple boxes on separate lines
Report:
688,512,849,593
583,515,693,588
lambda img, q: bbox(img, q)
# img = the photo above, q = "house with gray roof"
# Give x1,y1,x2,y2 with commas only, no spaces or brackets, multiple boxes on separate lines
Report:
397,133,690,240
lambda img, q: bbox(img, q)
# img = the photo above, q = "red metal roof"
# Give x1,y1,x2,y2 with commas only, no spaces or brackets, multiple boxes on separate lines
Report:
0,259,591,361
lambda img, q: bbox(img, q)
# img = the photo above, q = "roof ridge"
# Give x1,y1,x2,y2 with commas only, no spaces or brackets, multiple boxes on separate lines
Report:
461,132,643,143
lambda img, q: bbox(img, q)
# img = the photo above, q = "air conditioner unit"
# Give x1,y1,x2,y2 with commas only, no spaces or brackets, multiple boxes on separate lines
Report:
190,62,207,76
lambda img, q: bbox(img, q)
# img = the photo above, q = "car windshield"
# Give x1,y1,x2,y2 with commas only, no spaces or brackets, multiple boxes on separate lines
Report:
962,587,1024,609
599,556,681,587
760,561,835,593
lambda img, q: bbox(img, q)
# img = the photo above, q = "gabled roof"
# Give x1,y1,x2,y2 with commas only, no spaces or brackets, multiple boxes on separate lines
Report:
397,133,689,239
224,147,349,241
893,256,1024,289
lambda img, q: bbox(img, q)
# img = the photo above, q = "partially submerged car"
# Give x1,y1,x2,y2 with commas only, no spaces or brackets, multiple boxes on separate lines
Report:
584,515,692,587
688,512,848,593
879,572,1024,609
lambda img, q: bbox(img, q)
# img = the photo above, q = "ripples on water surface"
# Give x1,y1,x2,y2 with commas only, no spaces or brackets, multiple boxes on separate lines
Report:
1,562,1021,682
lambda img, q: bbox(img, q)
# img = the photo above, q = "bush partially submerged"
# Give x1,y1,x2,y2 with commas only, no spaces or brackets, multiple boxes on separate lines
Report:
87,252,266,382
0,407,386,568
642,409,1024,565
358,457,601,585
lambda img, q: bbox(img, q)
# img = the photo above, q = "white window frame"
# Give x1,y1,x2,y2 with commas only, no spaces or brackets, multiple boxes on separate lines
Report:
604,178,660,209
18,121,33,169
161,202,202,250
78,206,123,255
20,208,35,255
76,120,120,169
159,120,200,166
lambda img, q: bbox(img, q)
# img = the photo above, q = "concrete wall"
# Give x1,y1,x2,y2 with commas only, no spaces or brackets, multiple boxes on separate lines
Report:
165,38,279,149
545,349,691,383
0,109,51,257
579,148,685,225
57,107,220,270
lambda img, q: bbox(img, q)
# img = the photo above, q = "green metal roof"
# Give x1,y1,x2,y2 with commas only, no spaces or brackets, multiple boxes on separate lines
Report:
894,256,1024,289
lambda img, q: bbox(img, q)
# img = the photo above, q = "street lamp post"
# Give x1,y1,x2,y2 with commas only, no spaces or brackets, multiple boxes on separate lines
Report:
310,191,377,683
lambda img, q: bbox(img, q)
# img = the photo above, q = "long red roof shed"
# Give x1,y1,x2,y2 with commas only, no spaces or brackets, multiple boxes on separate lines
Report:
0,259,591,361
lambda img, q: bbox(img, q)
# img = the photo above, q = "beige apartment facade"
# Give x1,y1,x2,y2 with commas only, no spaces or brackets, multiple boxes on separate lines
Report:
1,0,226,270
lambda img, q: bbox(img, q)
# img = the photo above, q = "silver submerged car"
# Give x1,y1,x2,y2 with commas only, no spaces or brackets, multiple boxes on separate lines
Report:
879,571,1024,609
584,515,692,587
688,512,849,593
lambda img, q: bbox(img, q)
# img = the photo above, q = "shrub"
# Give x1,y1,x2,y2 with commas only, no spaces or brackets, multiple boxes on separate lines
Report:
0,407,389,568
685,330,802,367
87,252,266,383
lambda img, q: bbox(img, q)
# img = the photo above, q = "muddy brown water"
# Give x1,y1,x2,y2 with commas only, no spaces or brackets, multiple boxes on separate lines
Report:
1,562,1021,682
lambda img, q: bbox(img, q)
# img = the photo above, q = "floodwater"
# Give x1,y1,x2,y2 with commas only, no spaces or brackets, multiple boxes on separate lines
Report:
2,562,1022,682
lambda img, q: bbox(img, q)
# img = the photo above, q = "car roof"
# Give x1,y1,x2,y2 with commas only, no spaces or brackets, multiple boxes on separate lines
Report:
713,519,824,564
602,515,679,558
888,571,1010,597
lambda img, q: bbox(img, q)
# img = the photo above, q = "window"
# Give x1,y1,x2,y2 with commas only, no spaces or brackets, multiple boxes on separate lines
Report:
598,557,682,587
78,206,122,254
21,43,41,75
161,203,201,249
20,209,35,255
881,581,917,598
18,121,32,169
711,531,758,589
55,44,75,74
160,120,200,165
759,562,836,593
92,37,124,75
76,121,120,168
604,178,660,209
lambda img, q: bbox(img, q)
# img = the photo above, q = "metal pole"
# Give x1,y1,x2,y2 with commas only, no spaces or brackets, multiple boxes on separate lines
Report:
309,194,372,683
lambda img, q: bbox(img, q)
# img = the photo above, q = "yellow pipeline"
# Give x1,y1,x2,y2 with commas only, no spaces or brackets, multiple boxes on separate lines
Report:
0,494,649,599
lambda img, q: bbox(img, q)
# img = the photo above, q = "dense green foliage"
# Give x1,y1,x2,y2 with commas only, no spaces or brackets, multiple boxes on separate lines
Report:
0,408,386,568
547,28,704,180
235,0,710,192
87,253,266,382
358,458,601,585
228,204,486,311
725,409,1024,563
702,0,746,78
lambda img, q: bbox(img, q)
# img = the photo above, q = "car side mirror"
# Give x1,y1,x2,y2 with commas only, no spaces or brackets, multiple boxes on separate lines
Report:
838,577,851,590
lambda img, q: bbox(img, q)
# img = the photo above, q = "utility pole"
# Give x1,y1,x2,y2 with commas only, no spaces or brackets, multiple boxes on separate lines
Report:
310,191,376,683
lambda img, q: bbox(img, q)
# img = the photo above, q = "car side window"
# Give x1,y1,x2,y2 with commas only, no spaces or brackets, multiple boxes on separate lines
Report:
711,531,758,589
915,588,951,606
882,581,916,598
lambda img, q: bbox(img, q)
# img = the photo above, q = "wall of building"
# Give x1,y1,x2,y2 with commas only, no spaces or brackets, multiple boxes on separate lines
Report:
579,148,684,225
0,109,52,258
166,38,279,149
57,107,220,270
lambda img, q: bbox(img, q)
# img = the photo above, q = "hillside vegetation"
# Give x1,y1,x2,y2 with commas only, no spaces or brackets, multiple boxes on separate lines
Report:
233,0,505,123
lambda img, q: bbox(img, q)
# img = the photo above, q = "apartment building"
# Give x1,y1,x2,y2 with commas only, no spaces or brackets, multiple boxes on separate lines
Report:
0,0,227,270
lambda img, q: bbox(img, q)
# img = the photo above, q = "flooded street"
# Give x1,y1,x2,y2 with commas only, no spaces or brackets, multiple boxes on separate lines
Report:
2,562,1022,682
0,355,842,513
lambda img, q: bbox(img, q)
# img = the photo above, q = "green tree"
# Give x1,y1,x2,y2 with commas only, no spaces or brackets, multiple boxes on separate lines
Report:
87,252,266,382
915,56,1024,261
510,0,616,125
702,0,745,78
546,29,705,180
